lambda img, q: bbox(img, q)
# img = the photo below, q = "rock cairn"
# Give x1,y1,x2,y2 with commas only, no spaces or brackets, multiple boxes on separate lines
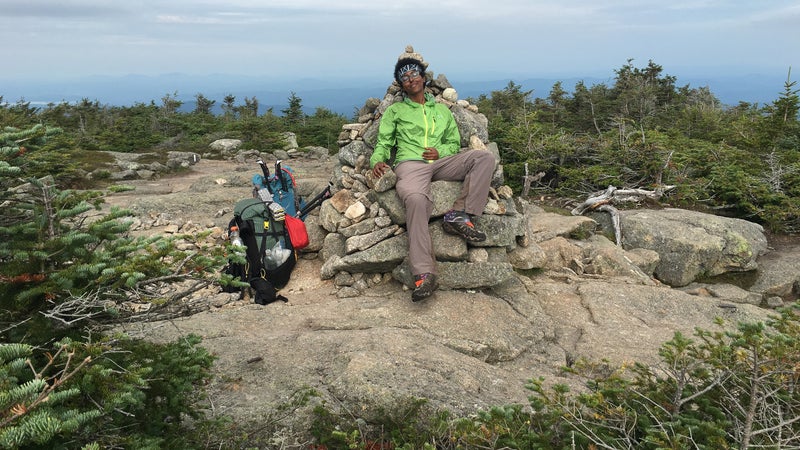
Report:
314,46,537,297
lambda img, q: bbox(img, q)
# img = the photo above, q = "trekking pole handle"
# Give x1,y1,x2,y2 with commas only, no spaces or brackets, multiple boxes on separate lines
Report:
257,159,270,179
275,160,289,192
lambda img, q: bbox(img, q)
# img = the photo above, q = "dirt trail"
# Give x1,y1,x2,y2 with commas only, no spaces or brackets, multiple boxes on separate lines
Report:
103,156,338,300
103,159,242,217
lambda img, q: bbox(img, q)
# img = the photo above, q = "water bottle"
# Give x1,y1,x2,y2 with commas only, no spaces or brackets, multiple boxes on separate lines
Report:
263,241,290,269
229,226,244,247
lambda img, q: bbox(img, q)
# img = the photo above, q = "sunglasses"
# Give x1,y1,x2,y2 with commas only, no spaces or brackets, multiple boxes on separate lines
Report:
400,71,421,83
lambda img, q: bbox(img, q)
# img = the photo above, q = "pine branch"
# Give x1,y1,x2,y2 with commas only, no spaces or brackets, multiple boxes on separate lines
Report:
0,344,92,429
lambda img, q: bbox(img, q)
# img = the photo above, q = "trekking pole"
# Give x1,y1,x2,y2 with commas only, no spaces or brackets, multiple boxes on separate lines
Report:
256,159,272,190
276,159,304,215
298,183,332,220
275,160,289,192
257,159,270,178
254,159,273,202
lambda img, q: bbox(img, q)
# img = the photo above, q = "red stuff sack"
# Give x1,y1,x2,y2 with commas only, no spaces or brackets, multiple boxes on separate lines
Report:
284,214,309,250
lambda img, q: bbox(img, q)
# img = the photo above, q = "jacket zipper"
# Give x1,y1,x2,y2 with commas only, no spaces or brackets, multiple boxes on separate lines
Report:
422,104,435,162
422,105,429,148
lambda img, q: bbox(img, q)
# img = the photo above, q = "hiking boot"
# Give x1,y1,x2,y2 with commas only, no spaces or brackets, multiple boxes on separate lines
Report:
412,273,438,302
442,211,486,243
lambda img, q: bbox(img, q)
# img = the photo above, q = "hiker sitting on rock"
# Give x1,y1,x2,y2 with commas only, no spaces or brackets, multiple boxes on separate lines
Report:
370,55,495,302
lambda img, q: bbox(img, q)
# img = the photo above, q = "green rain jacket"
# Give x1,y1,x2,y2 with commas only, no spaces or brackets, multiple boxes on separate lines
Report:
370,92,461,168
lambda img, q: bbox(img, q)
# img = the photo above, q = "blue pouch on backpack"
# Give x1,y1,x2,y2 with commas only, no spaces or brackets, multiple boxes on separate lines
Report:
252,162,307,217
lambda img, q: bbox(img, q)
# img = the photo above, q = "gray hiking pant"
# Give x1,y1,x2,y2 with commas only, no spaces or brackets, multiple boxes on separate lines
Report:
394,150,495,276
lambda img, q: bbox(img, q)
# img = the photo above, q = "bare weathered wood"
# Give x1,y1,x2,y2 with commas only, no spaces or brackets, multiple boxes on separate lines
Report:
570,185,617,216
41,273,214,327
571,184,676,246
597,204,622,245
572,185,675,215
522,163,531,197
521,163,545,197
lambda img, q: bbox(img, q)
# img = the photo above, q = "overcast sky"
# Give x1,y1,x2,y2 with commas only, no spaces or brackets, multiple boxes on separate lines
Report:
2,0,798,85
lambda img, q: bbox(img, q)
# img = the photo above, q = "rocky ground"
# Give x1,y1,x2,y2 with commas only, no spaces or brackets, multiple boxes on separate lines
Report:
105,154,799,444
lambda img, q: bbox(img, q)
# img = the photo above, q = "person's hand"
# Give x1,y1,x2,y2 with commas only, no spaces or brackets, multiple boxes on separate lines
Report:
372,162,389,178
422,147,439,162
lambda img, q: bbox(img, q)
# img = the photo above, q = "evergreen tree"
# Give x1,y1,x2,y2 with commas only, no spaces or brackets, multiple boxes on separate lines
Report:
0,123,221,448
472,81,534,162
611,59,677,130
158,91,184,137
0,341,100,448
243,96,259,118
222,94,237,122
193,93,215,115
282,91,305,128
303,107,347,148
535,81,569,128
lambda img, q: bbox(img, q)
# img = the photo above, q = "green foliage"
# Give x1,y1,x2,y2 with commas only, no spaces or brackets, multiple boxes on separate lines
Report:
6,90,347,162
472,81,535,157
478,61,800,232
523,304,800,449
73,334,215,448
303,107,348,149
1,123,226,320
227,114,284,150
282,91,305,128
1,123,227,449
554,321,776,444
0,340,100,449
192,93,215,115
309,396,438,450
0,335,216,449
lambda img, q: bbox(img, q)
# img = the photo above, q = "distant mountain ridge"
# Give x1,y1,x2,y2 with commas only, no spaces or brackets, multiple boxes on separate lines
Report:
1,72,789,118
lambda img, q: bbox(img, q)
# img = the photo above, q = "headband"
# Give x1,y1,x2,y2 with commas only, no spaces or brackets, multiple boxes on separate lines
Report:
397,63,421,79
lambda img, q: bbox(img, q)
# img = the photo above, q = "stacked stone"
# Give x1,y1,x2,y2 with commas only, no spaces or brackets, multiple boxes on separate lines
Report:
316,46,531,297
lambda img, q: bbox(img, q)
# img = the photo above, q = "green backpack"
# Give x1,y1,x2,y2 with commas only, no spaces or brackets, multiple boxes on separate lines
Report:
230,198,296,304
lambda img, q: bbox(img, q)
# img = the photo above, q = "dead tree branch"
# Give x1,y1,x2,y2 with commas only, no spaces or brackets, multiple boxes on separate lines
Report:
41,272,215,328
571,185,676,246
521,162,546,197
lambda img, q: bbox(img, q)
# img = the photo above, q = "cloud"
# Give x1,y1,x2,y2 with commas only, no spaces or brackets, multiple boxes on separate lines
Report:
0,0,796,82
0,0,127,19
154,13,256,25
